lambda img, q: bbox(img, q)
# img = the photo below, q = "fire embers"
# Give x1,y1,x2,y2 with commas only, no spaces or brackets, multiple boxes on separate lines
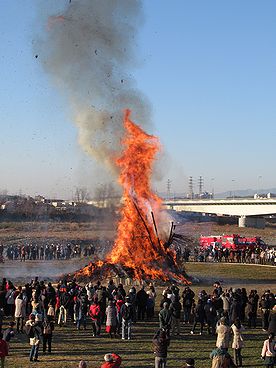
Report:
75,110,190,284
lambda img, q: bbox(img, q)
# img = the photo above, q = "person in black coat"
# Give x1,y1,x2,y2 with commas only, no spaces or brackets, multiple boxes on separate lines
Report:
191,299,205,335
204,299,217,335
246,289,259,328
170,296,182,336
153,329,170,368
136,286,148,321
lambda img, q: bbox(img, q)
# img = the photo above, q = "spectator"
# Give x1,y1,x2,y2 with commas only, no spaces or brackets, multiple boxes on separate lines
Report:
231,318,245,367
14,291,26,333
89,300,101,337
25,313,42,362
42,316,54,354
159,302,172,331
105,301,117,338
0,332,8,368
136,286,148,321
121,296,134,340
261,332,276,368
210,347,236,368
170,295,182,336
100,353,122,368
191,299,205,335
153,329,170,368
216,317,231,351
146,285,157,320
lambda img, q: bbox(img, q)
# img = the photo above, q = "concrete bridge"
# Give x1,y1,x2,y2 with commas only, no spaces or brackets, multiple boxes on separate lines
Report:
164,198,276,228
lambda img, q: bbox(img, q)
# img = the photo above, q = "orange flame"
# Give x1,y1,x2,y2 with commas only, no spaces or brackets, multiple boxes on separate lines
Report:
75,110,189,284
106,110,188,282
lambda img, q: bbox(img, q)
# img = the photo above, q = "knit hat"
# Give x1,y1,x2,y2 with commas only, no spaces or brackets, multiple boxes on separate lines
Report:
78,361,87,368
104,354,113,362
185,358,195,366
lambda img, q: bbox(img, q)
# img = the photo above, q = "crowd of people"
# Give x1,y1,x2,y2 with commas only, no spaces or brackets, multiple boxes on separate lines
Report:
180,246,276,266
0,277,274,367
0,242,96,262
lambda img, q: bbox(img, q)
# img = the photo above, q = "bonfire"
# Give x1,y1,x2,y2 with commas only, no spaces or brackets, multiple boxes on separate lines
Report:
75,110,190,284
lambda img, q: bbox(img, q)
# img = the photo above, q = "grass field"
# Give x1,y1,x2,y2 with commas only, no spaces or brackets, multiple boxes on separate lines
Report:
4,262,276,368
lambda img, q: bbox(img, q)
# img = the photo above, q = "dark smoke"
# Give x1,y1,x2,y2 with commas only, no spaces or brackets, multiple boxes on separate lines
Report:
37,0,152,174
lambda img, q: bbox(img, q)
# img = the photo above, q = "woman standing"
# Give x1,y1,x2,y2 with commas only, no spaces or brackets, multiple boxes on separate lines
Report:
261,333,276,368
231,318,245,367
105,301,117,338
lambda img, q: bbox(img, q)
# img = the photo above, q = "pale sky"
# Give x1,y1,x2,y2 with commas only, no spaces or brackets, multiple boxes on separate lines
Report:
0,0,275,199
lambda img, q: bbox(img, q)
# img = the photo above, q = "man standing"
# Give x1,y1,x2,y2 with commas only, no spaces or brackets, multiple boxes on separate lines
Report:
136,286,148,321
121,297,134,340
153,329,170,368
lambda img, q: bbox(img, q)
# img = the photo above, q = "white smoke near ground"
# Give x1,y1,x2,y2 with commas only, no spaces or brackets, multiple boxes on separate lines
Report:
37,0,152,174
4,258,91,283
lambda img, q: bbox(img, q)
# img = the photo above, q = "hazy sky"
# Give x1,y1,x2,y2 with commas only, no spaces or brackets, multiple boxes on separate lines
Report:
1,0,276,199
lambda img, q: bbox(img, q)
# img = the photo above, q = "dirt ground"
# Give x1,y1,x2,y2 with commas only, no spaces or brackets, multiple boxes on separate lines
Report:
1,219,276,245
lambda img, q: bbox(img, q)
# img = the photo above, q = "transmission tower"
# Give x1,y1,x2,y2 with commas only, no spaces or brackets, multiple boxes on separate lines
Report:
198,176,203,197
167,179,172,199
188,176,193,199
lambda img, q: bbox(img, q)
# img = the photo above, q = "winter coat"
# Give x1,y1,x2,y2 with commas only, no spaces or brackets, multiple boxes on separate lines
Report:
105,305,117,327
261,338,276,358
153,332,170,358
121,302,134,321
216,324,231,349
0,339,8,358
14,296,26,318
204,302,217,322
220,295,231,312
231,324,244,349
211,355,236,368
229,299,241,322
210,348,236,368
136,289,148,307
170,300,182,319
25,320,41,346
159,308,172,329
194,302,205,323
268,309,276,334
89,304,101,321
5,289,15,305
100,353,122,368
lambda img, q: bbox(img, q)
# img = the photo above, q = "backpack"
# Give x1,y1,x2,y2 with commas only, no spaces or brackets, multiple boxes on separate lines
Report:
24,324,35,338
122,304,132,321
43,322,52,335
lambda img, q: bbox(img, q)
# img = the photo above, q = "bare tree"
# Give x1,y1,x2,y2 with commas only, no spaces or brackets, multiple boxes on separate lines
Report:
74,187,90,203
94,183,119,208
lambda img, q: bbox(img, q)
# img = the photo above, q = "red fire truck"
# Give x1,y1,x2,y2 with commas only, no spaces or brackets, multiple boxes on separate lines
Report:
199,234,266,250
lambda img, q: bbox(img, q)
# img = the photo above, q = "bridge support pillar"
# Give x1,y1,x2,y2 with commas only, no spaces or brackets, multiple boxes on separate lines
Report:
238,216,265,229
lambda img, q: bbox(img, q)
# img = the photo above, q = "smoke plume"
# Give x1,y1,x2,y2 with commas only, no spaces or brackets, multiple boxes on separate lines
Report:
38,0,152,174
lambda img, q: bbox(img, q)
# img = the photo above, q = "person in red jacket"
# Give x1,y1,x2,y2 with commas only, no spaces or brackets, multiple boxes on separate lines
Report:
100,353,122,368
89,300,102,337
0,332,9,368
